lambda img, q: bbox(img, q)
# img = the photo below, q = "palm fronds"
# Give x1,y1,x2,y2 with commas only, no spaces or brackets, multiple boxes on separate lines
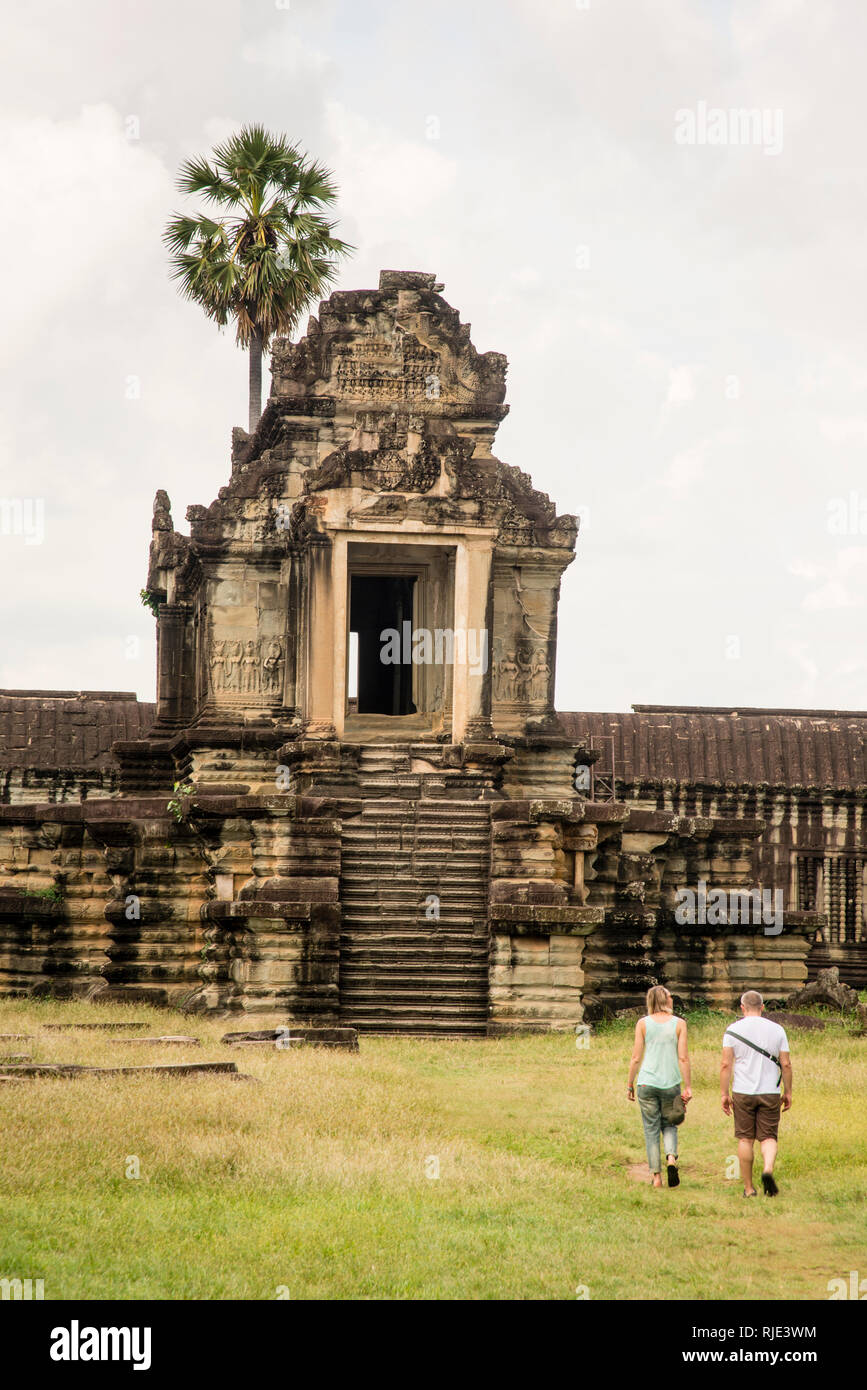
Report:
163,125,354,425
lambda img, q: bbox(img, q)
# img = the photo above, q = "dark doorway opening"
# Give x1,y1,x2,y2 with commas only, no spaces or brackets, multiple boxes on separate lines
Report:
350,575,417,715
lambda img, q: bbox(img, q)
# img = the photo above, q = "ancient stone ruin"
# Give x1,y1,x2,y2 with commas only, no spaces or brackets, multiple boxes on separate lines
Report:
1,271,861,1032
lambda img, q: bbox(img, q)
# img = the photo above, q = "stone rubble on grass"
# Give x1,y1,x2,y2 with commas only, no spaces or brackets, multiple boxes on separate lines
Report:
220,1026,359,1051
766,1011,827,1031
106,1035,201,1046
785,966,860,1013
40,1022,152,1031
0,1061,238,1079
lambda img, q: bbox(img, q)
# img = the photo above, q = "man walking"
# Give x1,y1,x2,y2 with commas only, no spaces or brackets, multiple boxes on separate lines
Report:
720,990,792,1197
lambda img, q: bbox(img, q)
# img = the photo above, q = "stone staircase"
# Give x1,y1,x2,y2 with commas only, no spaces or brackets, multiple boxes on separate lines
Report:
339,789,491,1035
352,743,445,799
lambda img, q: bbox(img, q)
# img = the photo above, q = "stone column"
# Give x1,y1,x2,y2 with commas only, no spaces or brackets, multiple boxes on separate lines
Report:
331,535,349,738
452,539,493,743
155,603,192,726
282,550,300,717
304,538,336,738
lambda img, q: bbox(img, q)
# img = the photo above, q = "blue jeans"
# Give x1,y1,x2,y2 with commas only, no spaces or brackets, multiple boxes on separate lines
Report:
637,1084,680,1172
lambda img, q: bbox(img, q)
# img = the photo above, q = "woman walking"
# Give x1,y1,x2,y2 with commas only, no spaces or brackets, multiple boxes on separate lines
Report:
627,985,692,1188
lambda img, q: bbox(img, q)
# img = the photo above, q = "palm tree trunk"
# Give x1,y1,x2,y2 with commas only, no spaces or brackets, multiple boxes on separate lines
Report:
248,328,264,433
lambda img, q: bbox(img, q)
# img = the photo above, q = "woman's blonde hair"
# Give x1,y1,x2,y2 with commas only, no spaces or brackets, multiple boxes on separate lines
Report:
646,984,672,1014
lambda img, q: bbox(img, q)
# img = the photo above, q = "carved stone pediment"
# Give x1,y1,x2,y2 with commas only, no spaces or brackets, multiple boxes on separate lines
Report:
306,412,475,497
270,271,507,422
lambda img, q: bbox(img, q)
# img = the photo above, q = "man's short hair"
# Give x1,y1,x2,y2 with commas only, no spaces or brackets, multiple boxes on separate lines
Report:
741,990,763,1010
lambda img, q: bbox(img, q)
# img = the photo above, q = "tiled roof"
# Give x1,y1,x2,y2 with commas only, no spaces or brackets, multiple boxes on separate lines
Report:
558,708,867,790
0,692,155,770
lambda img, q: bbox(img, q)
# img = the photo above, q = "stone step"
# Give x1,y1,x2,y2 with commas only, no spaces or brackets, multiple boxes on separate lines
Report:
343,895,486,909
341,936,485,947
342,907,487,922
341,828,491,839
341,871,488,886
340,925,486,941
340,956,489,978
342,851,489,866
342,835,489,850
341,927,486,944
343,822,490,837
340,957,487,974
342,897,486,911
344,858,488,868
342,881,485,894
342,1019,488,1037
340,956,488,975
341,962,486,980
339,787,491,1035
341,838,490,854
360,780,421,798
341,929,487,947
340,1000,487,1019
342,886,485,900
339,978,489,1000
354,797,490,813
342,898,487,913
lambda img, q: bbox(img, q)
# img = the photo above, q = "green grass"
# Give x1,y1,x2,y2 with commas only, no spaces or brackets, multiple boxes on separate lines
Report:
0,999,865,1300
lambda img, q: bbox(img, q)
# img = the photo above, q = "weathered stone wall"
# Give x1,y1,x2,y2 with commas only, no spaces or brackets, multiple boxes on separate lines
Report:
0,793,343,1024
1,769,119,805
489,926,587,1034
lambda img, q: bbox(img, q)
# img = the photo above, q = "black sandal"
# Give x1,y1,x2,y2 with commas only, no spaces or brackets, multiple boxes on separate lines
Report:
667,1162,680,1187
762,1172,778,1197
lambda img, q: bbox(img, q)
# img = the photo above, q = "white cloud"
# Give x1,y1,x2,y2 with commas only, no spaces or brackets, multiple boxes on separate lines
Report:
818,417,867,444
791,548,867,612
325,101,457,228
657,444,706,491
666,365,699,404
241,28,333,78
0,105,170,364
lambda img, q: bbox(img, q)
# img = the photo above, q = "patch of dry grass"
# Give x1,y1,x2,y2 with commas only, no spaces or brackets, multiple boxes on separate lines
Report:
0,999,864,1300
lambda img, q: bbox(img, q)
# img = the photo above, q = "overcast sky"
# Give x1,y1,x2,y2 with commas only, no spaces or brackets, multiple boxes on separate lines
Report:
1,0,865,713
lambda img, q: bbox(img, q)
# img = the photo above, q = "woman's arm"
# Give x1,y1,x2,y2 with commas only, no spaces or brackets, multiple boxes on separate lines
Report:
677,1018,692,1099
626,1019,645,1099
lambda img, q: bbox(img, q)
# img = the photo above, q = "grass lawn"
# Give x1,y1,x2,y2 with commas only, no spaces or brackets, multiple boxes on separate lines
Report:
0,999,864,1301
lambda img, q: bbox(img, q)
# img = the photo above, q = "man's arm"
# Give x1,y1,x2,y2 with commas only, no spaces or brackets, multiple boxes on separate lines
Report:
720,1045,734,1115
780,1050,792,1110
626,1019,645,1100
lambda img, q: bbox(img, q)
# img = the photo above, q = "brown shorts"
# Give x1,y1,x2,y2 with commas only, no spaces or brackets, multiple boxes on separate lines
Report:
732,1092,782,1141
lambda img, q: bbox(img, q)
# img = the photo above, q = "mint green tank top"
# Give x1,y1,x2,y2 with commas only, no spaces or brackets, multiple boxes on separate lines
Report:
637,1016,682,1088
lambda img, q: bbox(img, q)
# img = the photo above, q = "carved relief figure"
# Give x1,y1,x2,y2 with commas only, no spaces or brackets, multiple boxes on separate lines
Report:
231,641,244,689
210,637,256,695
241,640,259,693
515,641,535,703
495,650,519,701
209,640,225,695
261,639,283,696
531,648,551,703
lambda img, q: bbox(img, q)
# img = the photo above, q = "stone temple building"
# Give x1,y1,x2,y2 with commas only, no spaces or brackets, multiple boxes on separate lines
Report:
0,272,863,1032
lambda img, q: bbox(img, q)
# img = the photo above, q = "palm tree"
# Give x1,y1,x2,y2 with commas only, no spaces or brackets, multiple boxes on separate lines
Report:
164,125,352,432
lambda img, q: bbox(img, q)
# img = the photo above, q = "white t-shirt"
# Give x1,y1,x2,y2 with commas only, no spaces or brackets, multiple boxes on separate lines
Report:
723,1015,789,1095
